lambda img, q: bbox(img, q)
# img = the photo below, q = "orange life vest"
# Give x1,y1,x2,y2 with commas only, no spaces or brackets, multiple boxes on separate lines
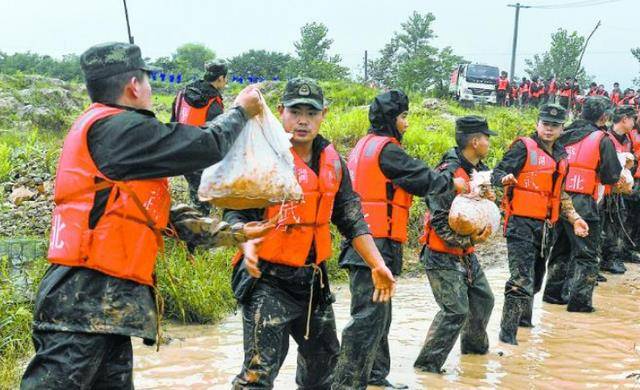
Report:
604,131,631,194
173,89,222,126
48,103,171,286
563,131,606,199
504,137,568,225
548,81,557,95
419,167,475,256
519,83,530,95
347,134,413,243
531,82,544,98
611,91,621,105
497,78,509,91
560,86,573,98
629,128,640,179
255,145,342,267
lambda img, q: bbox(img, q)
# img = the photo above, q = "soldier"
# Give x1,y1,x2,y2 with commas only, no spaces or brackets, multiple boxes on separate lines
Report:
543,97,622,312
171,59,229,215
333,90,465,389
413,116,496,374
600,105,636,274
20,42,267,389
492,104,588,344
496,71,510,107
224,78,396,389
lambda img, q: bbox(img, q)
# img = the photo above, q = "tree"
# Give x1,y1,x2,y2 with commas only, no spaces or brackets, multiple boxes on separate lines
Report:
632,48,640,86
172,43,215,77
227,50,292,79
524,29,590,84
368,11,464,93
288,22,349,80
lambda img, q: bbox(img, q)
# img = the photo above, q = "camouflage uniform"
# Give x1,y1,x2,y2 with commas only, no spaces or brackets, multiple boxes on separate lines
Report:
414,121,496,374
21,42,250,389
492,105,583,344
543,97,622,312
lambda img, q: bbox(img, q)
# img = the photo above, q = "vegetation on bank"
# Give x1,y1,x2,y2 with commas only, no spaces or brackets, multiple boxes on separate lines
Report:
0,74,538,386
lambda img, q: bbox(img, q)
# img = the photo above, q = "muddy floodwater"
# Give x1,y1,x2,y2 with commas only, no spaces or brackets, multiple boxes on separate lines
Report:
133,261,640,389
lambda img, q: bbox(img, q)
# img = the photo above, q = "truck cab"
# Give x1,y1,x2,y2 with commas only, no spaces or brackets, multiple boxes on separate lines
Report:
449,63,499,104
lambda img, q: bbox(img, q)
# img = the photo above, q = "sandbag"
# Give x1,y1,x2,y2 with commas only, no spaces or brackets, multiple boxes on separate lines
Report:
198,98,303,209
448,170,500,236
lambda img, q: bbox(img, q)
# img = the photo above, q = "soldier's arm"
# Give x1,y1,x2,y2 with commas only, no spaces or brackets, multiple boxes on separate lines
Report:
88,107,248,181
559,191,582,224
491,140,526,187
598,137,623,185
171,205,246,249
379,143,453,197
428,163,473,249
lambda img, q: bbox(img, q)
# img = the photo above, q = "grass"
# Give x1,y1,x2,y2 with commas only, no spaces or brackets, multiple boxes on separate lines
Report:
0,75,540,388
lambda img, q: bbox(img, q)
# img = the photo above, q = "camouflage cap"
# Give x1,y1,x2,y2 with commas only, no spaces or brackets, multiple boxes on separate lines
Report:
204,59,228,81
538,104,566,124
612,105,637,122
580,96,611,121
282,77,324,110
80,42,159,81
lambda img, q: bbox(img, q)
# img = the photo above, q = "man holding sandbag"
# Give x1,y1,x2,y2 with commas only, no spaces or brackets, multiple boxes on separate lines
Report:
224,78,396,389
21,42,267,389
333,90,466,389
413,116,496,374
492,104,588,345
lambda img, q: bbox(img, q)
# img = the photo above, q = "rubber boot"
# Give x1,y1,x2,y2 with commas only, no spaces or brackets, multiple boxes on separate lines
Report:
602,258,626,274
499,296,523,345
367,379,409,389
627,250,640,264
518,297,534,328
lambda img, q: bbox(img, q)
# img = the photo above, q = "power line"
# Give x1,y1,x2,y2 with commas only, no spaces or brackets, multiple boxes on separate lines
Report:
527,0,623,9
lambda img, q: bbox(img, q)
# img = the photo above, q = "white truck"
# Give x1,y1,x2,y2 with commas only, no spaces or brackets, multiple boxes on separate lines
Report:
449,63,500,105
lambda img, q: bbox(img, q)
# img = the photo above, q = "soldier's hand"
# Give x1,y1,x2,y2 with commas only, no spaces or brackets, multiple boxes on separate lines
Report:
471,225,492,244
452,177,468,194
501,174,518,186
234,85,262,118
371,265,396,303
573,218,589,237
480,185,497,202
239,239,262,278
243,221,275,240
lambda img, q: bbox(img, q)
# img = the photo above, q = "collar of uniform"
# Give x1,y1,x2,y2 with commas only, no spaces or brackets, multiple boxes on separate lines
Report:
531,132,567,160
454,147,486,174
608,128,630,144
102,102,156,118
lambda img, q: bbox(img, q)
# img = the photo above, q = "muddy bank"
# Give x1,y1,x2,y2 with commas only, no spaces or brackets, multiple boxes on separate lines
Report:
133,252,639,389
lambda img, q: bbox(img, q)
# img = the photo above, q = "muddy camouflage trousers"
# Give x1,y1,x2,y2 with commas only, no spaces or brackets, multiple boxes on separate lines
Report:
333,266,392,389
414,253,494,373
232,280,340,389
184,169,211,216
20,331,133,390
544,219,600,311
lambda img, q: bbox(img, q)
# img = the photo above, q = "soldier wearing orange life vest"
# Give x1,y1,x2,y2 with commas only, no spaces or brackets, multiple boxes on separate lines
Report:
333,90,464,389
558,77,574,109
413,116,496,374
20,42,266,390
496,71,510,106
492,104,587,345
519,77,530,107
171,60,228,216
529,76,544,107
626,111,640,264
224,78,396,389
543,97,622,313
611,82,622,105
600,105,637,275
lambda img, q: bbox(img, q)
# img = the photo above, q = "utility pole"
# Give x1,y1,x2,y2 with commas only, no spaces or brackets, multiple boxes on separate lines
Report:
364,50,368,83
123,0,134,44
507,3,530,82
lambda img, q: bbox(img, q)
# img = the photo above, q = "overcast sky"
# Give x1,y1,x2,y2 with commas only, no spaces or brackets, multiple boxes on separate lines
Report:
1,0,638,87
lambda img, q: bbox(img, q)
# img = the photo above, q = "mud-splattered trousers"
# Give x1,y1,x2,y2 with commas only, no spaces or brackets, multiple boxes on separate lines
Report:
600,194,628,273
332,265,392,389
544,218,601,311
232,278,340,389
499,216,556,343
414,248,495,372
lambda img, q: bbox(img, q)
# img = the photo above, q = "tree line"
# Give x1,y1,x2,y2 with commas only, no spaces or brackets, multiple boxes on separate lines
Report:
0,11,635,92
